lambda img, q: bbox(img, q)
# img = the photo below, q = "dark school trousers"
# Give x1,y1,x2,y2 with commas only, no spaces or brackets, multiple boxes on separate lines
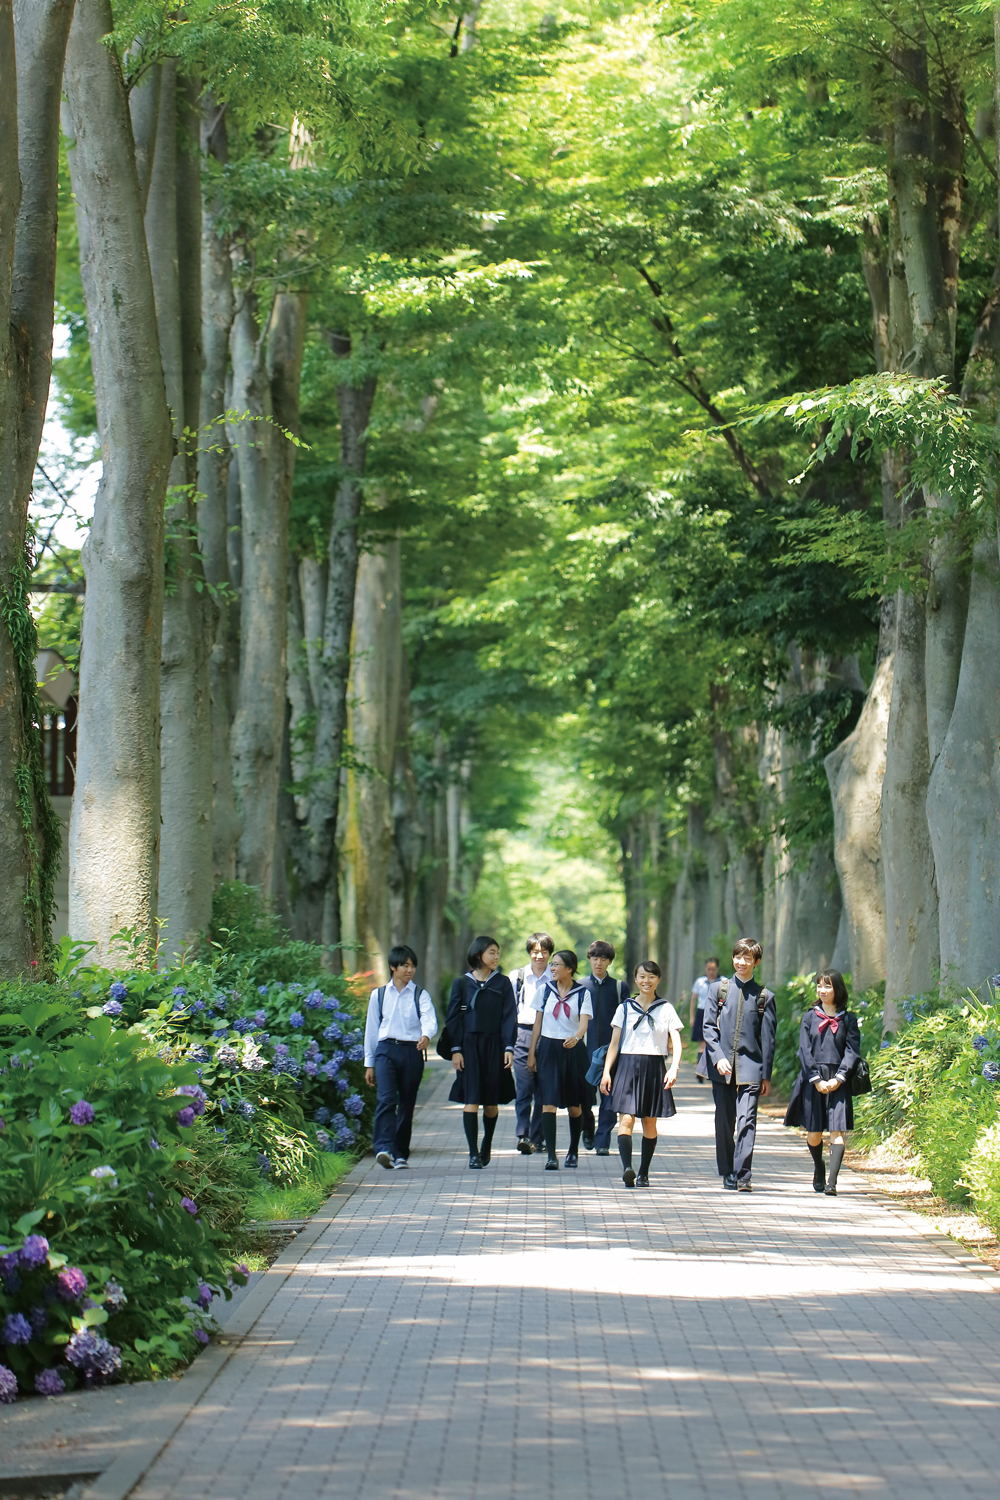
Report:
712,1078,761,1183
512,1025,543,1144
373,1040,425,1161
594,1089,618,1151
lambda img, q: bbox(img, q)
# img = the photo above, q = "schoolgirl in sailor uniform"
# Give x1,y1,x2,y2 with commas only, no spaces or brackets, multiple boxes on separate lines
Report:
445,935,517,1169
526,949,593,1170
600,960,682,1187
783,968,860,1197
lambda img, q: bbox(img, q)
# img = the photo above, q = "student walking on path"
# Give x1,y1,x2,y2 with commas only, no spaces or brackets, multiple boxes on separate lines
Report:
445,936,517,1169
363,946,439,1170
508,933,553,1154
582,940,630,1154
690,956,719,1081
783,969,861,1196
527,949,593,1170
702,938,776,1193
600,960,682,1187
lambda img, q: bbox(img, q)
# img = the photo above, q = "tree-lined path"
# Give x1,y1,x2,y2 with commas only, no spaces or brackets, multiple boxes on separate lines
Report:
124,1067,999,1500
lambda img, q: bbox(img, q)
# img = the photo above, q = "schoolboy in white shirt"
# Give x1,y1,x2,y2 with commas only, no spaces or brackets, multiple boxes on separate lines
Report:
364,945,438,1169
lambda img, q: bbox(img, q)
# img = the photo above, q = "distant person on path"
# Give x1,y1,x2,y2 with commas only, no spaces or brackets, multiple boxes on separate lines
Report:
527,949,593,1170
583,940,630,1154
508,932,553,1154
690,956,720,1081
446,936,517,1169
600,960,682,1188
702,938,776,1193
783,969,860,1197
364,946,439,1170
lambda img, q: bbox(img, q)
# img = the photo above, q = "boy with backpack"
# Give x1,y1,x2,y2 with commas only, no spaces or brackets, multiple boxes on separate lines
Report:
701,937,776,1192
509,933,554,1153
582,940,631,1154
363,945,438,1169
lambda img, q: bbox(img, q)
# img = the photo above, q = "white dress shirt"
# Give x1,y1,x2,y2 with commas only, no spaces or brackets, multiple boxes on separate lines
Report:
611,998,683,1057
509,964,553,1026
537,982,593,1040
364,980,438,1067
691,975,711,1011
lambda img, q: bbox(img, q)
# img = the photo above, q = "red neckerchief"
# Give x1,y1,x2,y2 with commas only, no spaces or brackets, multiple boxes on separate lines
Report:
815,1005,839,1035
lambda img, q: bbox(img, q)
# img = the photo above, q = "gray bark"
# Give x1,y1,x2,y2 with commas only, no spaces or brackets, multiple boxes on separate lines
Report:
146,64,213,956
196,92,240,880
63,0,173,960
289,337,377,949
227,293,281,892
0,0,76,970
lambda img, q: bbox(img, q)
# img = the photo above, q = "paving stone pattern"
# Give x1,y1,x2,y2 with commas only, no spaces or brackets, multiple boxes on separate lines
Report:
132,1064,1000,1500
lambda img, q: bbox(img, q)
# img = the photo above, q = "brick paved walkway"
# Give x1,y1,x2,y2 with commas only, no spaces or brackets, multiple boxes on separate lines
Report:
131,1064,1000,1500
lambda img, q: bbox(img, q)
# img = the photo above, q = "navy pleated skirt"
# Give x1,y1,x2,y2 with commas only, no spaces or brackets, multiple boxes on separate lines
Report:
448,1031,516,1106
784,1072,854,1133
609,1054,677,1119
535,1035,586,1108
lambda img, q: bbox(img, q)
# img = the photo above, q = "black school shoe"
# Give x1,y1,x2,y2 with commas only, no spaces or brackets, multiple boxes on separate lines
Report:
544,1154,559,1170
479,1145,491,1166
516,1137,533,1155
813,1166,826,1193
723,1173,738,1190
564,1152,578,1168
622,1167,637,1188
824,1184,838,1196
469,1153,484,1169
737,1180,753,1193
635,1173,649,1187
582,1131,596,1151
595,1147,610,1156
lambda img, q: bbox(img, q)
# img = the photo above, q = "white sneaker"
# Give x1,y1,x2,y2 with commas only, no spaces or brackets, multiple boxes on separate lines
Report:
393,1158,409,1169
375,1150,393,1169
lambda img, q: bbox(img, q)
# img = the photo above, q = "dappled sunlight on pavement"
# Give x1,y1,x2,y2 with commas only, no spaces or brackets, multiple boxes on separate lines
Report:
130,1063,1000,1500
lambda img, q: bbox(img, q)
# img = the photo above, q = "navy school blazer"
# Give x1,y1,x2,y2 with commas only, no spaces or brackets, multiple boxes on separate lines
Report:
702,975,777,1086
444,970,518,1055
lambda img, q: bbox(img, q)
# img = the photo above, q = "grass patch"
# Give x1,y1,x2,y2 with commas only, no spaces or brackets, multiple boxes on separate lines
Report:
245,1151,357,1222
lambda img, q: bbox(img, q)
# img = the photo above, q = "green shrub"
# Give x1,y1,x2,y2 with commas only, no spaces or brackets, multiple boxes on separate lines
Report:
963,1121,1000,1234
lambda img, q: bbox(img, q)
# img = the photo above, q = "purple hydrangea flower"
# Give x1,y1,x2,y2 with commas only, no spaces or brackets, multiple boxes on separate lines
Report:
315,1129,333,1151
335,1126,356,1149
233,1017,253,1034
216,1045,239,1069
274,1042,289,1057
305,990,324,1009
176,1085,208,1116
191,999,205,1013
34,1368,65,1396
194,1327,210,1345
323,1022,343,1043
973,1035,990,1053
3,1312,32,1345
0,1364,17,1403
0,1117,4,1131
176,1107,195,1128
29,1306,48,1336
19,1234,49,1270
150,1136,161,1150
172,986,188,998
56,1267,88,1302
254,1009,267,1026
195,1282,213,1310
234,1099,255,1119
344,1093,364,1117
347,1045,364,1063
983,1061,1000,1083
70,1100,95,1125
0,1253,21,1293
180,1196,199,1215
65,1329,121,1381
102,998,123,1017
329,1051,346,1070
188,1045,211,1064
303,1060,318,1078
289,1011,304,1029
103,1280,127,1314
314,1106,331,1125
257,1152,272,1177
109,981,128,1001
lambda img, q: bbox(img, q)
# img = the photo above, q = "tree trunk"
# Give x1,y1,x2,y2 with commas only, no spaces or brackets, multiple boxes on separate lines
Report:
0,0,75,971
63,0,173,960
197,92,240,882
620,816,647,980
289,338,377,951
146,64,213,956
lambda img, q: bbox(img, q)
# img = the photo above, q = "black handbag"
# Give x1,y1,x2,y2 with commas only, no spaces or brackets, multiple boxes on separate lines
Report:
850,1056,872,1096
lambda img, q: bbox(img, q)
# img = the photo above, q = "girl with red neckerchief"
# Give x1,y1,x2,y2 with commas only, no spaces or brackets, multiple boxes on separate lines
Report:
783,969,861,1197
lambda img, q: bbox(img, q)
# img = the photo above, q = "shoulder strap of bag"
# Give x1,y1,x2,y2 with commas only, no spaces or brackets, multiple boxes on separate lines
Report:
516,967,526,1002
376,986,387,1024
718,977,730,1003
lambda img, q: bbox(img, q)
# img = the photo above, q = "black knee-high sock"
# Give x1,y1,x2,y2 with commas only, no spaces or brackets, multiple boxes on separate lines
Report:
808,1141,824,1180
463,1113,479,1154
481,1112,498,1151
542,1114,557,1157
639,1135,656,1175
827,1142,845,1189
568,1115,582,1153
618,1134,633,1169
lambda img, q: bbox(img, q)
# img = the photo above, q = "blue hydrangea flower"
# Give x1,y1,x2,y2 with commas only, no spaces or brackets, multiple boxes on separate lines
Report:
347,1045,364,1063
34,1368,65,1396
90,1165,117,1183
233,1017,253,1034
172,986,187,998
254,1009,267,1026
188,1045,211,1064
313,1107,331,1125
335,1126,356,1149
303,1061,318,1078
0,1365,18,1403
102,999,123,1018
315,1129,333,1151
331,1113,348,1130
216,1045,239,1069
323,997,338,1012
323,1022,343,1043
191,999,206,1013
973,1035,990,1053
29,1305,48,1335
335,1077,350,1094
109,981,128,1001
171,999,186,1013
258,985,268,996
234,1099,256,1119
990,973,1000,990
983,1061,1000,1083
3,1312,32,1345
211,996,228,1013
19,1235,49,1270
344,1093,364,1117
305,990,324,1009
65,1329,121,1381
257,1152,272,1177
103,1280,127,1314
289,1011,304,1029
